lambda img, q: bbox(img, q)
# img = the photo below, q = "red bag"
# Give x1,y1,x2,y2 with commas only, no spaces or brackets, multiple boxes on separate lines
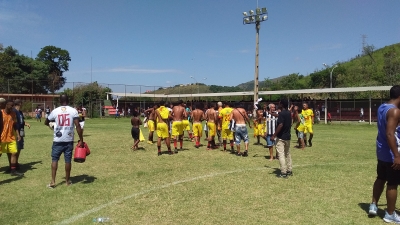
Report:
73,141,91,163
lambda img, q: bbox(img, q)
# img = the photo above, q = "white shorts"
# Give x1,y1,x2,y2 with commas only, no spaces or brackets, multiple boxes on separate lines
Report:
79,121,85,129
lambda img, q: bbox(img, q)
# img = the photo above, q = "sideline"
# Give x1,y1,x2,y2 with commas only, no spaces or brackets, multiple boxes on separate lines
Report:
57,162,371,224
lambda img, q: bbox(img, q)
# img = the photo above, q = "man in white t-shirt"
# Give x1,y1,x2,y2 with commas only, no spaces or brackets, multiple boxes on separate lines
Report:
45,95,83,188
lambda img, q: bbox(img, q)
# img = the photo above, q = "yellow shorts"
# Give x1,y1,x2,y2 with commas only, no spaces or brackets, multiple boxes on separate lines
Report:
207,122,216,137
254,124,265,136
156,123,169,139
304,124,313,134
182,120,190,131
222,129,233,140
148,120,155,132
193,123,202,137
172,121,183,137
1,141,17,154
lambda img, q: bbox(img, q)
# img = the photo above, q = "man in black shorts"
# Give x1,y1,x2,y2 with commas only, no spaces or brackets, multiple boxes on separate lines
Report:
131,110,142,150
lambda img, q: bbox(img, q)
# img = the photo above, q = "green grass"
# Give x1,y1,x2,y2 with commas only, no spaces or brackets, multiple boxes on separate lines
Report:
0,118,386,224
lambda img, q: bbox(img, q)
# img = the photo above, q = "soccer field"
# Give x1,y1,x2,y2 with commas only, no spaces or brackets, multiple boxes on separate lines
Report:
0,118,383,224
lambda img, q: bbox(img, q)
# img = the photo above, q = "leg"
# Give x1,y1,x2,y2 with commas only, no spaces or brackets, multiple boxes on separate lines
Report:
65,162,72,185
51,161,58,185
269,146,274,161
275,139,286,176
371,178,386,204
386,185,398,214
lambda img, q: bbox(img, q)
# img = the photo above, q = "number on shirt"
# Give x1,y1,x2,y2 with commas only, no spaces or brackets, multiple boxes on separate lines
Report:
57,114,70,126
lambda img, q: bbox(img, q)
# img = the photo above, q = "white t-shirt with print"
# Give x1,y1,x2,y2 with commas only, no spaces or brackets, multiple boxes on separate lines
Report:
48,105,79,142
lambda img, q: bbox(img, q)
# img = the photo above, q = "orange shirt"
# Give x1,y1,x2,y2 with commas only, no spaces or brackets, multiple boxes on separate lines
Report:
1,110,17,142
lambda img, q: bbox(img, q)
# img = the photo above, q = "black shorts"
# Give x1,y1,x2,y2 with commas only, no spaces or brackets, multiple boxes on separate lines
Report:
131,127,139,140
376,160,400,186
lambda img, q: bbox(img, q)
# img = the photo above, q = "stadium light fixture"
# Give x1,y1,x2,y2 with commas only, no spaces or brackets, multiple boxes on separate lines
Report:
323,63,338,88
242,6,268,112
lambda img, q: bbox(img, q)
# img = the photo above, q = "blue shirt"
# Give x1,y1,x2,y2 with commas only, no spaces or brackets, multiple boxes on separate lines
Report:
13,108,24,132
376,103,397,162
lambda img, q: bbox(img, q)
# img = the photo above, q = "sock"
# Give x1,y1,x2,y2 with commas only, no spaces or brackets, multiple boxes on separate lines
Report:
179,140,183,148
167,147,171,152
230,140,234,150
189,133,192,139
207,141,211,148
157,146,161,152
196,141,199,146
11,163,16,171
174,140,177,149
257,136,260,143
223,140,227,150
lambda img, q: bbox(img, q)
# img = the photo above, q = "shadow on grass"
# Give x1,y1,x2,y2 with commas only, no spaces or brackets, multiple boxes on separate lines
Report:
0,160,42,174
0,176,24,185
69,174,97,184
358,203,386,219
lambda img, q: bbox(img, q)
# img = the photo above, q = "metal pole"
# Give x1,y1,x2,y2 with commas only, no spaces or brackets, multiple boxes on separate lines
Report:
330,70,332,89
254,21,260,107
324,98,328,124
369,92,372,125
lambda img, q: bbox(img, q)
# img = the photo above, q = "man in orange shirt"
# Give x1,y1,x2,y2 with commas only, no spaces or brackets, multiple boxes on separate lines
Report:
1,99,23,176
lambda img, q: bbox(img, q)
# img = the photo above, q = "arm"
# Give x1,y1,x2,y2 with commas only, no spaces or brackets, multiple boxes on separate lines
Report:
271,123,283,141
74,118,84,147
386,109,400,169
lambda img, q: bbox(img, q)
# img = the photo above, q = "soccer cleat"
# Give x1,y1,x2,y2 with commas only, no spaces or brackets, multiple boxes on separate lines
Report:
287,171,293,176
174,149,179,154
157,152,162,156
383,211,400,223
308,140,312,147
236,152,242,156
368,203,377,216
242,151,248,157
168,151,173,155
147,141,153,144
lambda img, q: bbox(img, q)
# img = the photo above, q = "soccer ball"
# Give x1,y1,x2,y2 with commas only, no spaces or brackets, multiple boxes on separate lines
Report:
49,122,56,130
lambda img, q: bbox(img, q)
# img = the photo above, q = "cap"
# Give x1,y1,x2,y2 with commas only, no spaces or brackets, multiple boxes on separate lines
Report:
217,101,222,107
0,98,5,103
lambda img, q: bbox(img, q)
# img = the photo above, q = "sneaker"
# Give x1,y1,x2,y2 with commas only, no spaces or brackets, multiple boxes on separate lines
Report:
242,151,248,157
308,140,312,147
383,211,400,223
368,203,377,216
147,141,153,144
287,171,293,176
174,149,179,154
157,152,162,156
11,170,24,176
279,173,288,179
168,151,173,155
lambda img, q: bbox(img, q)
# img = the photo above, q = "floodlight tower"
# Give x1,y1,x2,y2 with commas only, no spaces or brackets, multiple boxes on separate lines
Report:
243,7,268,105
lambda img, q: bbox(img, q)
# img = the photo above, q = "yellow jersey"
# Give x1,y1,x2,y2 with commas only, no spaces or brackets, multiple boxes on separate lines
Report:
301,109,314,125
157,106,169,122
219,107,233,130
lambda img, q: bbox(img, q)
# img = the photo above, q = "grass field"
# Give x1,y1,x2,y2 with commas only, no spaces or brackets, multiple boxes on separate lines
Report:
0,118,387,224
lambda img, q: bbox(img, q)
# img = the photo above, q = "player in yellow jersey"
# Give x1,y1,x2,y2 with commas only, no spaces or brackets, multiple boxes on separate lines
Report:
301,103,314,147
155,101,173,156
218,102,234,151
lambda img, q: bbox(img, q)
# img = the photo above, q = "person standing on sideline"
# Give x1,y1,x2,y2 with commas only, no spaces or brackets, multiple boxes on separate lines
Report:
231,102,252,156
13,99,31,170
205,102,218,150
219,102,234,152
368,85,400,223
130,110,142,150
360,107,365,122
270,99,292,178
45,106,51,119
45,95,83,188
302,103,314,147
1,100,23,176
35,106,42,122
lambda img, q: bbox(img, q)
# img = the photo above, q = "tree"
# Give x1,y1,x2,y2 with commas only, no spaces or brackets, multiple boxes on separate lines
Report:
36,46,71,93
383,47,400,85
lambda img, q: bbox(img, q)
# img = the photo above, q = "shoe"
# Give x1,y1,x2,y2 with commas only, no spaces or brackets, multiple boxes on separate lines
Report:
383,211,400,223
168,151,173,155
242,151,248,157
279,173,288,179
174,149,178,154
11,170,24,176
157,152,162,156
368,203,377,216
308,140,312,147
147,141,153,144
287,171,293,176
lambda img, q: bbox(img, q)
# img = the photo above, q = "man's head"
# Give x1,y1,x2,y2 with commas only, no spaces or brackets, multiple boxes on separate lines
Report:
60,94,69,105
132,110,139,117
224,101,230,107
195,102,202,110
14,99,22,109
0,98,6,109
5,99,14,112
159,100,165,107
178,99,184,106
279,99,289,109
217,102,223,108
390,85,400,100
268,103,276,112
302,102,309,110
209,102,216,110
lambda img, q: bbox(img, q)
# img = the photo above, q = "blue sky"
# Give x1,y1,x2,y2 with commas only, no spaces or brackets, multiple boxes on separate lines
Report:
1,0,399,93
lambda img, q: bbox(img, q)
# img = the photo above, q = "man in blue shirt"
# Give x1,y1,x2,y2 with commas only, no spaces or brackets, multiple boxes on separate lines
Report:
369,85,400,223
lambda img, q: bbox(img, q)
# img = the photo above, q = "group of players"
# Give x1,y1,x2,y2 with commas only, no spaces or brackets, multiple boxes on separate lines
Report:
137,99,315,158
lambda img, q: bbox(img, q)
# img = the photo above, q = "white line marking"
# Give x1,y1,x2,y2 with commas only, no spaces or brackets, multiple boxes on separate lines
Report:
57,161,371,224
